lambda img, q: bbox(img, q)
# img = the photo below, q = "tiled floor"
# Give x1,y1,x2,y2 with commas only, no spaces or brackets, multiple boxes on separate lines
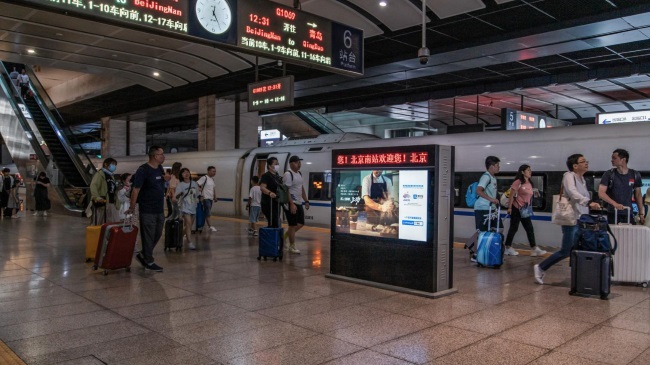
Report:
1,213,649,365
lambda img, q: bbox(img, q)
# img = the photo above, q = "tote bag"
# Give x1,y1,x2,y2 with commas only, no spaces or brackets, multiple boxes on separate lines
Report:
551,185,576,226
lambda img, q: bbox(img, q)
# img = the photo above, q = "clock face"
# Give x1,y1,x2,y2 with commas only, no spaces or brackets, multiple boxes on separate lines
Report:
195,0,233,35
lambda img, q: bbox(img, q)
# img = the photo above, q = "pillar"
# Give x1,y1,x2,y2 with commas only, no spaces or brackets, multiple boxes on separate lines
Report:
101,117,147,157
198,96,261,151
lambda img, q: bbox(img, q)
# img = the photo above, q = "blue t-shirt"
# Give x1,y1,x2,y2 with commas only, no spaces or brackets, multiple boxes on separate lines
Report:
132,163,165,214
474,172,497,211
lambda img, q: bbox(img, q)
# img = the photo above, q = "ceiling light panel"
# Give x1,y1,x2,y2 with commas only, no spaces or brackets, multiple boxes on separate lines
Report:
426,0,485,19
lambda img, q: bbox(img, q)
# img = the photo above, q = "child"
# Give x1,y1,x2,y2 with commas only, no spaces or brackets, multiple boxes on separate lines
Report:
248,176,261,236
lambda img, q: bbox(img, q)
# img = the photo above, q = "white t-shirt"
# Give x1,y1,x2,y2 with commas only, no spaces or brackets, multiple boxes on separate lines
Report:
175,180,198,214
249,186,262,207
197,175,216,200
283,170,304,204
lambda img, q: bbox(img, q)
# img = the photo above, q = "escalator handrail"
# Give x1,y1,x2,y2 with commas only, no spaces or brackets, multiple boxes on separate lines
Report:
21,65,95,184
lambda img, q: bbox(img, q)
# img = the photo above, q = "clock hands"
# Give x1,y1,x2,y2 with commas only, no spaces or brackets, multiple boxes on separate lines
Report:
211,6,223,29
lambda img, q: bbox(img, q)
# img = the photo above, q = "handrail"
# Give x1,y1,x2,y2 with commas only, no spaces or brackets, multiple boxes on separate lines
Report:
0,67,50,169
21,65,95,184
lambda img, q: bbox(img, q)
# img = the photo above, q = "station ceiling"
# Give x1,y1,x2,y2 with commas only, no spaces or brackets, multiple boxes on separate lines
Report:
2,0,650,129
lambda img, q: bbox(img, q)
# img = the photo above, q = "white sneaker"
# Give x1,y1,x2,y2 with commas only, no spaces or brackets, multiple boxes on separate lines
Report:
505,247,519,256
188,243,197,250
33,212,39,216
43,211,48,216
530,246,547,257
289,247,300,254
209,226,218,232
534,264,545,285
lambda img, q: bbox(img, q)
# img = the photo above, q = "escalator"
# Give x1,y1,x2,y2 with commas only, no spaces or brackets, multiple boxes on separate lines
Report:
0,62,94,211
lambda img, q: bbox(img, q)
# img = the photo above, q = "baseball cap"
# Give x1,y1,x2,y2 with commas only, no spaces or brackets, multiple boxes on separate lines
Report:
289,156,303,163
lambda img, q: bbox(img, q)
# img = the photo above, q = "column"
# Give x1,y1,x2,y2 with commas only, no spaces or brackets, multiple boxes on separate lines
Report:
129,121,146,156
101,117,126,157
198,97,261,151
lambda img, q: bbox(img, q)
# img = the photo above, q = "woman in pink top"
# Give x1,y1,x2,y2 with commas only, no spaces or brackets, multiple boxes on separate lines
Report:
505,165,547,257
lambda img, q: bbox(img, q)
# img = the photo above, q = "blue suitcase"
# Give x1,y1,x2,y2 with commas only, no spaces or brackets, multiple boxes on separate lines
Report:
476,206,504,268
258,227,283,261
257,202,283,262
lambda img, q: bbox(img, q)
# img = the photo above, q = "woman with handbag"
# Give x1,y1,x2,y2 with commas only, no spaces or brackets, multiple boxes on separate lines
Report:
505,165,546,257
534,154,601,284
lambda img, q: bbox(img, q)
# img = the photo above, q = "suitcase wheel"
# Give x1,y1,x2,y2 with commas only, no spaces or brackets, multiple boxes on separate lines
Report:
257,256,261,261
126,267,131,273
642,282,648,288
176,247,181,252
102,270,108,276
273,257,277,262
494,265,501,269
279,256,283,262
263,257,267,261
92,265,98,271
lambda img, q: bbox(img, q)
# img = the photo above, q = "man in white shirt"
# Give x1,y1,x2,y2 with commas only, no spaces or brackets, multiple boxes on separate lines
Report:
197,166,218,232
283,156,310,254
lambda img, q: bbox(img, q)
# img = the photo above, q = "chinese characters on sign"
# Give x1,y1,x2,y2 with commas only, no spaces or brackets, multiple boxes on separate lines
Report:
335,152,429,166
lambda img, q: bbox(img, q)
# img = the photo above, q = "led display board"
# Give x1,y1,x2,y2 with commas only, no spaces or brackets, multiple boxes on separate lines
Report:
247,75,294,112
334,151,429,168
501,108,572,130
14,0,363,76
596,110,650,124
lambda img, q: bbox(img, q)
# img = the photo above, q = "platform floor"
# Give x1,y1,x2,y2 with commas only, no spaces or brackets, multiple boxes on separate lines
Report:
0,212,649,365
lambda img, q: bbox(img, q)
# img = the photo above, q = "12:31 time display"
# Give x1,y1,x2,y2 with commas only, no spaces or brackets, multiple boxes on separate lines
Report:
249,13,270,26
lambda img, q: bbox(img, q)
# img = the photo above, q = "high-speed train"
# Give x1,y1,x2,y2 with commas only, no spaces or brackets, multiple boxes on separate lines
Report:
106,122,650,249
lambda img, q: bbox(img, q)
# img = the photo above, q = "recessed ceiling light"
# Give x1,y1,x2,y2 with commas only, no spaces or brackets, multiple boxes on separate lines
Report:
55,32,63,36
379,1,387,6
111,54,118,58
27,49,35,54
153,72,160,77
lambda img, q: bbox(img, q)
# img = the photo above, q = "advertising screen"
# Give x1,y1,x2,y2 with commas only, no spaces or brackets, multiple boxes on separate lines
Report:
334,170,428,242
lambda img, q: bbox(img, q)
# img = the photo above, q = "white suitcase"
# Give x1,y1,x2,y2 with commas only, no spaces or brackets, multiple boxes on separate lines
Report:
609,208,650,287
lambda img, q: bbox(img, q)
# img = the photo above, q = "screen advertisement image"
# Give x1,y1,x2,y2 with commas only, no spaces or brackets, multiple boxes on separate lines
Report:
334,170,428,242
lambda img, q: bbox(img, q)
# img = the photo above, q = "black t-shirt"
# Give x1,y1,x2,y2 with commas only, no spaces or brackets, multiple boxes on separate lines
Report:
600,168,642,212
260,171,281,206
35,177,49,195
132,163,165,214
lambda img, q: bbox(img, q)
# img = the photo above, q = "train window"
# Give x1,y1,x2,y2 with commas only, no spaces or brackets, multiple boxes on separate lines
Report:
308,172,332,201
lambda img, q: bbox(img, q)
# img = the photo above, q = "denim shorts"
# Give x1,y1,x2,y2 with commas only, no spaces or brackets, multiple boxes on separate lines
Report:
249,206,260,223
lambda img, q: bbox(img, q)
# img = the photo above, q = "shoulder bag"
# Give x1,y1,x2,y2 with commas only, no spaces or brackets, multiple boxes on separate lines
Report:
551,184,576,226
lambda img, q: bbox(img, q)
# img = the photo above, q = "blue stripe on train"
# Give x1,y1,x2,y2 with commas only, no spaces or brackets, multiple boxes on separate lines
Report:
454,210,552,221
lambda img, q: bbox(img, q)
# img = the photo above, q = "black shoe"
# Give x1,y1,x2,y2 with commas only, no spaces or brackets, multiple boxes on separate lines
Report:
145,262,163,272
135,252,146,268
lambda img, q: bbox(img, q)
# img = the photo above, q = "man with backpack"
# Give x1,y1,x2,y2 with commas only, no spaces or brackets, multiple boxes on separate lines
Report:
283,155,309,254
472,156,513,254
598,148,645,225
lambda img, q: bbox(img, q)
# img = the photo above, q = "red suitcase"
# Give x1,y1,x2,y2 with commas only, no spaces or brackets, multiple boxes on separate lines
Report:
92,220,138,275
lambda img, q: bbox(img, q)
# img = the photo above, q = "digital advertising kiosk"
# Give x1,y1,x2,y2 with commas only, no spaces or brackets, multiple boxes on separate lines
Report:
326,145,456,298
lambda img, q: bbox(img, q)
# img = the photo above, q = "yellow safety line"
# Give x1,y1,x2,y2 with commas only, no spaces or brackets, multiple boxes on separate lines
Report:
0,340,26,365
212,216,550,256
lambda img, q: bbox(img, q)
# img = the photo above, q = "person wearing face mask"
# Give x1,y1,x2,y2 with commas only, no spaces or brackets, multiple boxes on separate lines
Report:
259,157,283,229
90,158,121,223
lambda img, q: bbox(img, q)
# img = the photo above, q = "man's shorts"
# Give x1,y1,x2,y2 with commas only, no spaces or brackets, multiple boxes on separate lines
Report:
249,206,260,223
202,199,213,217
284,204,305,226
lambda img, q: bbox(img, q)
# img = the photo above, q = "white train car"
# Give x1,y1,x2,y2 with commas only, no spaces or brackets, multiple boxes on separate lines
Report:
106,122,650,248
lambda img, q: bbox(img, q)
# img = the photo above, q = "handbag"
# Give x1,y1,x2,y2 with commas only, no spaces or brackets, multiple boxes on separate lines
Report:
519,204,533,218
551,185,576,226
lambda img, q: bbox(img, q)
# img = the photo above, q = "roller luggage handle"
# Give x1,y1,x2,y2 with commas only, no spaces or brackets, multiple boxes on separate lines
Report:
614,207,632,225
488,204,501,232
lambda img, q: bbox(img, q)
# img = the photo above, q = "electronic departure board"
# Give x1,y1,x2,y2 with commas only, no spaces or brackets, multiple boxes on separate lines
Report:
247,75,294,112
14,0,364,76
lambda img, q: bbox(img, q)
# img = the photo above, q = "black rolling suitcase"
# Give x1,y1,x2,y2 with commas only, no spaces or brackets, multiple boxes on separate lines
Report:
164,205,183,252
570,250,612,300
